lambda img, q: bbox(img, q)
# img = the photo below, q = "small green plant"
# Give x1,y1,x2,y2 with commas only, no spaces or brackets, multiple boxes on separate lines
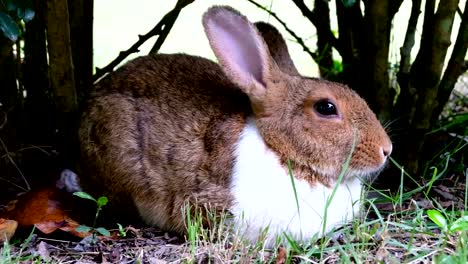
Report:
427,209,468,234
117,223,127,238
73,191,111,239
427,209,468,263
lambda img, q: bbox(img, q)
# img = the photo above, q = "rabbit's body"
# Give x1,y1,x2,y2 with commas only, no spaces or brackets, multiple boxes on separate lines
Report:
80,54,248,232
79,6,392,246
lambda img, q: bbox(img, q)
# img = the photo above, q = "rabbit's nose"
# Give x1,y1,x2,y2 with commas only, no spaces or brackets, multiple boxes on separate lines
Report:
381,144,392,158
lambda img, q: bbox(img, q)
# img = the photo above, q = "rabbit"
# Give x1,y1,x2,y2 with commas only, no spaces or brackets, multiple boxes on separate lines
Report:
78,6,392,247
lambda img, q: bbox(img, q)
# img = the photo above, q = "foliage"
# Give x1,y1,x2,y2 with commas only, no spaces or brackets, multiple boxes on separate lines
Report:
427,210,468,233
73,192,111,239
0,0,34,41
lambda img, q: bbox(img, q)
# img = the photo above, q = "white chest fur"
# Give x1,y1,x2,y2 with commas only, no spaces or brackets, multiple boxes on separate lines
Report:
230,120,362,247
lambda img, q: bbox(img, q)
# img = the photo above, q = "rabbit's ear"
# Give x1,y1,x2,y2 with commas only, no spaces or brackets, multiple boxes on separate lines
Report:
203,7,277,101
254,22,299,76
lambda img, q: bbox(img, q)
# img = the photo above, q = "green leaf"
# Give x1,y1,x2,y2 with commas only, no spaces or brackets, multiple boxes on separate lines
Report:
73,191,96,202
97,196,108,207
427,209,447,230
450,216,468,232
436,254,460,264
0,12,20,41
341,0,357,8
96,227,110,237
3,0,17,12
76,225,92,233
22,9,34,22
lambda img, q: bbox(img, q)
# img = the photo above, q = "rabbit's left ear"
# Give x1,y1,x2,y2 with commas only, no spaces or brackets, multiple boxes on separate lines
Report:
254,22,299,76
203,6,278,102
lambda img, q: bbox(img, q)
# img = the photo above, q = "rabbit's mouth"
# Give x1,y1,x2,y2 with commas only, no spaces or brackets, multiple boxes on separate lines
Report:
301,161,387,185
346,166,386,182
288,162,363,187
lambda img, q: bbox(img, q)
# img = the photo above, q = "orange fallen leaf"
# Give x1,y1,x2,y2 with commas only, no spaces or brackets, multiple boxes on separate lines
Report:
35,218,90,238
0,218,18,242
2,187,91,238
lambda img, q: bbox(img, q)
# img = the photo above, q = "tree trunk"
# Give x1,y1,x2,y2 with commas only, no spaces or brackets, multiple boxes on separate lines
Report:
68,0,93,97
313,0,335,80
362,0,393,121
401,0,459,174
335,0,365,94
432,0,468,125
0,37,17,111
45,0,79,170
45,0,77,114
23,0,52,144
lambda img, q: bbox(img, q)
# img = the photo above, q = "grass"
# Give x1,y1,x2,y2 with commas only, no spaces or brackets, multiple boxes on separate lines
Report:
171,124,467,263
1,113,467,263
176,114,467,263
1,161,467,263
1,171,467,263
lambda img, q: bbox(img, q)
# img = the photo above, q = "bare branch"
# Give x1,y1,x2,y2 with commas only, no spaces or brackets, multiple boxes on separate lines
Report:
432,0,468,124
93,0,194,82
397,0,422,84
291,0,342,54
245,0,318,64
394,0,422,125
313,0,335,79
149,0,193,54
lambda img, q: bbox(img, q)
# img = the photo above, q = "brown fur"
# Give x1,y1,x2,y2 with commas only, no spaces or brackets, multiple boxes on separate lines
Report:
78,6,392,234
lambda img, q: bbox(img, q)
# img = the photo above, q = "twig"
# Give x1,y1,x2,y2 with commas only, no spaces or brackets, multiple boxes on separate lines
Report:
398,0,422,76
0,109,9,131
0,137,30,191
93,0,194,82
291,0,342,53
245,0,318,63
0,176,28,192
149,0,193,54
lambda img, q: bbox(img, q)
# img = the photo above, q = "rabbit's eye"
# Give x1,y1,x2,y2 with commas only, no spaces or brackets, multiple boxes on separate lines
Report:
314,100,338,116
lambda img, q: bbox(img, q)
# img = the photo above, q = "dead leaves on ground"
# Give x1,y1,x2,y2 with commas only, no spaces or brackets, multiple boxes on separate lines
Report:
0,187,91,240
0,218,17,242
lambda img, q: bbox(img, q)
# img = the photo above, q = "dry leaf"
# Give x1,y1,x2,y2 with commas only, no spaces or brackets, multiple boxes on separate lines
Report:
0,218,18,242
36,241,50,261
3,187,90,238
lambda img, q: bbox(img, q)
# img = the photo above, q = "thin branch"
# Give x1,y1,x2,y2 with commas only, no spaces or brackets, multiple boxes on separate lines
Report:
313,0,335,79
93,0,194,82
394,0,423,123
398,0,422,78
291,0,342,54
149,0,193,54
245,0,318,64
0,137,30,191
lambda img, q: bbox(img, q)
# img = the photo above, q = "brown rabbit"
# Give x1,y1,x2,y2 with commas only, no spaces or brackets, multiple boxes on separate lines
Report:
78,6,392,246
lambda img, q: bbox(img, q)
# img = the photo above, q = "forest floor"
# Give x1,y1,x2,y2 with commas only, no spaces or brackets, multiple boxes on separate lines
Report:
1,78,467,263
2,171,467,263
